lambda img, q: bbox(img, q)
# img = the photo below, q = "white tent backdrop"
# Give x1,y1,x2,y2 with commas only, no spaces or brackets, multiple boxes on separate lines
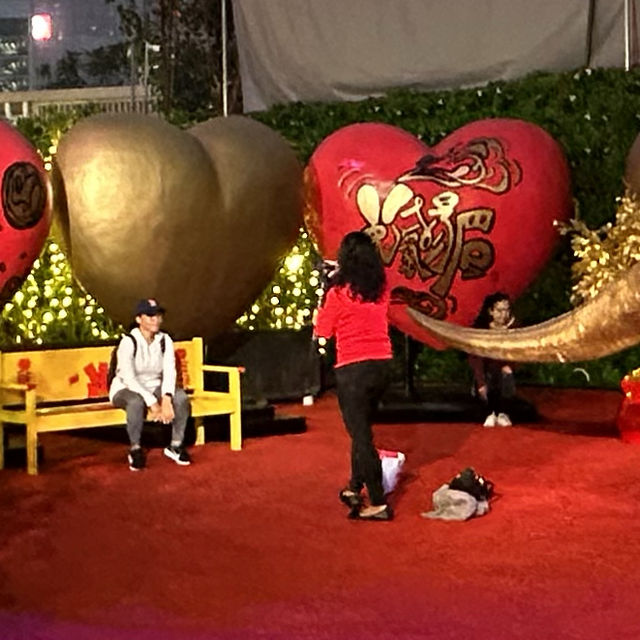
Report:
232,0,638,112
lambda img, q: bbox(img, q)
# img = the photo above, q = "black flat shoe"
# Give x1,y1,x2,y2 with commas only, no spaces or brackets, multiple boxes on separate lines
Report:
353,505,394,521
339,489,362,509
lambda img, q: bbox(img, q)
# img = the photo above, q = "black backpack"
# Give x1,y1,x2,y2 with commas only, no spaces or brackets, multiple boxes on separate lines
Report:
107,333,166,387
448,467,494,501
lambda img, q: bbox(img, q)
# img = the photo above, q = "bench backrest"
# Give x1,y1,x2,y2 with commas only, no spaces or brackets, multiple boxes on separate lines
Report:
0,337,205,404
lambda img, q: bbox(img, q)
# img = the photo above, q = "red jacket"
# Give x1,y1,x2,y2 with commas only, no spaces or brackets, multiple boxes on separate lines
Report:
314,284,392,368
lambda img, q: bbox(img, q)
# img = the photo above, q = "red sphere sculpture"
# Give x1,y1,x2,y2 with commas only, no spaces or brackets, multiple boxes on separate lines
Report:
0,121,52,304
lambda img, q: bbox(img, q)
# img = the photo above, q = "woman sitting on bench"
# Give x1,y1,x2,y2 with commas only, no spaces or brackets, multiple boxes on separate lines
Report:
109,298,191,471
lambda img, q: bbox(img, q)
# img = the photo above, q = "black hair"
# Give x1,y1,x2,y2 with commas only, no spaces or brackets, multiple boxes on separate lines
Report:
473,292,511,329
332,231,386,303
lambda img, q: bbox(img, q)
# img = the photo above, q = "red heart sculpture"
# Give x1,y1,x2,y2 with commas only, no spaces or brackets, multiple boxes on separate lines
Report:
304,118,572,346
0,121,52,304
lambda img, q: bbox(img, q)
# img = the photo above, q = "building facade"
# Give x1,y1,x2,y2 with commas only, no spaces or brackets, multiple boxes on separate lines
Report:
0,0,124,91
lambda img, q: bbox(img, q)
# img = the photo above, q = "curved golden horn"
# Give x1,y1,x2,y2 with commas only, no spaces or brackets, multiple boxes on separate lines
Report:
407,261,640,363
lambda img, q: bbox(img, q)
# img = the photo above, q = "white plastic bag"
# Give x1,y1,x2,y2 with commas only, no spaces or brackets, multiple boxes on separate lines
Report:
378,449,406,494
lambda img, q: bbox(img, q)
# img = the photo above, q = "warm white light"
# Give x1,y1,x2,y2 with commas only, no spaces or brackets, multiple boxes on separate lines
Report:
31,14,53,41
285,254,304,272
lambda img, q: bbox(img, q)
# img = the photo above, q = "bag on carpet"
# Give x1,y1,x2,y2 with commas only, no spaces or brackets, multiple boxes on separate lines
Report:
421,484,490,521
448,467,493,501
421,467,494,521
378,449,405,494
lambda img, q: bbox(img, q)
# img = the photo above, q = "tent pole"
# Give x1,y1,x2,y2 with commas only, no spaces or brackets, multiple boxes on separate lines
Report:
625,0,631,71
221,0,229,116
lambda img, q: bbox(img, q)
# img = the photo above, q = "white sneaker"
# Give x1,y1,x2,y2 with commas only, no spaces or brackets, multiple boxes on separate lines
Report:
483,413,497,428
496,413,512,427
163,445,191,466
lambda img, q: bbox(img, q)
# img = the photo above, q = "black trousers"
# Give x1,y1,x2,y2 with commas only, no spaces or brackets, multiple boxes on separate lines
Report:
335,359,390,506
484,367,516,415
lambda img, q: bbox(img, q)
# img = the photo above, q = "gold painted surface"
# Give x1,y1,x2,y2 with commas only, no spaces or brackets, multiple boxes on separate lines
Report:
407,260,640,362
53,114,303,339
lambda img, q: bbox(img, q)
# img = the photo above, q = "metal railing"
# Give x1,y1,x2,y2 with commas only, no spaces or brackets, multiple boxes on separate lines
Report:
0,85,158,122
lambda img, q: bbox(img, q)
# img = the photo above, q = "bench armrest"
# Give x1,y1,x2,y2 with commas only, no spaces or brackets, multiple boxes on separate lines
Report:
0,382,31,392
202,365,245,374
0,383,36,416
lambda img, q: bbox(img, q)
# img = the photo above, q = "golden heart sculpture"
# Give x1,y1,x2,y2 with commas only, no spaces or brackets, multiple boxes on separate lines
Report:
54,114,303,339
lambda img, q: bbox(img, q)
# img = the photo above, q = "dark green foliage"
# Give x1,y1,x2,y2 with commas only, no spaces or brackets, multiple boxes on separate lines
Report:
50,51,86,88
83,43,130,86
106,0,242,115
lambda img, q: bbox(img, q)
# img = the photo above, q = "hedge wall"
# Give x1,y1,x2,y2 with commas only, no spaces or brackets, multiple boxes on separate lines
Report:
9,66,640,388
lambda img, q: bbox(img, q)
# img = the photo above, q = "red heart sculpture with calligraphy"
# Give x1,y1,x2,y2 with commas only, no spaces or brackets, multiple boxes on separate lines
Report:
0,121,52,305
304,118,572,346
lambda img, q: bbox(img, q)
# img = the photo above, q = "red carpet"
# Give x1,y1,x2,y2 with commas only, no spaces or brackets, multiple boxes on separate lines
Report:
2,387,640,639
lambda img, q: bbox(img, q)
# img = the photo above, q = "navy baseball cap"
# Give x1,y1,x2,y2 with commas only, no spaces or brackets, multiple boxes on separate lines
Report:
134,298,165,316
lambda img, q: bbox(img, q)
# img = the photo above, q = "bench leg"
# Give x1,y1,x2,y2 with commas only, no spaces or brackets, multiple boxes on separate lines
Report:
26,423,38,475
194,417,205,446
230,411,242,451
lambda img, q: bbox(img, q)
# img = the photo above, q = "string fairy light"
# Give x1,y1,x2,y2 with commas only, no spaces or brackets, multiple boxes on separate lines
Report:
2,229,322,347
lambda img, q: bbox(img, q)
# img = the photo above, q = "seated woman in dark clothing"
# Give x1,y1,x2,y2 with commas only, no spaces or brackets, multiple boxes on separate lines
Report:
469,292,516,428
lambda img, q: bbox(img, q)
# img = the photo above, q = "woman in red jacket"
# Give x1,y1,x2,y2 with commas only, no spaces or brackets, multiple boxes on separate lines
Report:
314,231,393,521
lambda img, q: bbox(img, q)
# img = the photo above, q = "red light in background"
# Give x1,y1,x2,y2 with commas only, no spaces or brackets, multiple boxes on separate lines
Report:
31,13,53,42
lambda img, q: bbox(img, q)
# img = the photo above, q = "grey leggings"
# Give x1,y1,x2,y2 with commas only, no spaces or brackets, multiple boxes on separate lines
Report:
112,387,190,447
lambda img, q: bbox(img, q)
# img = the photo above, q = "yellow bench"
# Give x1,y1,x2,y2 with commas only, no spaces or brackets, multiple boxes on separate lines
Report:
0,337,243,475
